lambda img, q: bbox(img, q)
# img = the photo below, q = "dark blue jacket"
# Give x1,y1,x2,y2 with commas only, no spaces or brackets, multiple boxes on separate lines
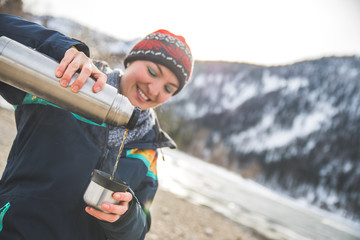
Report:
0,14,175,240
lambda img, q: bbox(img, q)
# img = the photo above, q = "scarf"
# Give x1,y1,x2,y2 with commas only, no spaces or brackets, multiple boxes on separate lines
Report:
106,70,154,147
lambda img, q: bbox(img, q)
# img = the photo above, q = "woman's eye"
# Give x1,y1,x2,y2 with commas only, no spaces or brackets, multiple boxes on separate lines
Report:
148,67,157,77
165,85,172,94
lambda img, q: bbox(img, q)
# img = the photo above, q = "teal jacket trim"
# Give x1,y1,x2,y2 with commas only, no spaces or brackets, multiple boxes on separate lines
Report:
21,93,106,127
0,202,10,232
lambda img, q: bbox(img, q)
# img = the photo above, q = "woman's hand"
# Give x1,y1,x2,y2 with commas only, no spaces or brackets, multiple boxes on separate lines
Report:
55,48,107,93
85,192,133,222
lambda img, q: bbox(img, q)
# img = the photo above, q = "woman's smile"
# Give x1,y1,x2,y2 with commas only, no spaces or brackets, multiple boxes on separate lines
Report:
136,86,150,102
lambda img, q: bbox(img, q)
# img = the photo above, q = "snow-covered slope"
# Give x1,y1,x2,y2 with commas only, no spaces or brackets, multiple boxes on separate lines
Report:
161,57,360,221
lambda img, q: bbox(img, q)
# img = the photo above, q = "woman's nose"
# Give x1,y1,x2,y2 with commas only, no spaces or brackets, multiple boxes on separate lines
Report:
147,80,161,97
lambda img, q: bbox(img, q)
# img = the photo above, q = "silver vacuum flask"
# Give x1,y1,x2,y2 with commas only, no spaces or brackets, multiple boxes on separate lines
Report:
0,36,140,128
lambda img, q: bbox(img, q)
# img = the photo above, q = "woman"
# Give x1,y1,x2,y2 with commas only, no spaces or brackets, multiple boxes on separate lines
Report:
0,14,193,240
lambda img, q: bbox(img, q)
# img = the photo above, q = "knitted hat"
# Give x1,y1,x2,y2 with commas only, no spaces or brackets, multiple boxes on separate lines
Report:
124,29,193,95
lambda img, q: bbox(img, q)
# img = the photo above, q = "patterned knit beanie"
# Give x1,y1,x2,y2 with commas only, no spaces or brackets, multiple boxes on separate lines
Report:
124,29,193,95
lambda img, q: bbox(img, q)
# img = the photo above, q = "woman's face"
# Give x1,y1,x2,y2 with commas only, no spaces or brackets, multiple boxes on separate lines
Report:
120,60,179,110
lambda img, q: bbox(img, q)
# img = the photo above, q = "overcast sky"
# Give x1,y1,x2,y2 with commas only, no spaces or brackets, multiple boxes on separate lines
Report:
23,0,360,66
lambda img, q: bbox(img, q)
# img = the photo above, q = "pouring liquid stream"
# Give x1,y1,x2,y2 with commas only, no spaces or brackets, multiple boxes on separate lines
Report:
110,128,129,181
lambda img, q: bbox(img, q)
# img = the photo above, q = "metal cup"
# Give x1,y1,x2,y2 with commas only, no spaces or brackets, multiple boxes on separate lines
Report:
83,169,129,213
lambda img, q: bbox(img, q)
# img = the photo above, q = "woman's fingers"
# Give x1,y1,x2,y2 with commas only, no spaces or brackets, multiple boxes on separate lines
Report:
56,48,78,80
55,48,107,93
85,192,133,223
91,70,107,93
85,207,121,223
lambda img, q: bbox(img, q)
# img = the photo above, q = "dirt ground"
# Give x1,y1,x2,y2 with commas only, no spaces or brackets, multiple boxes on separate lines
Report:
0,107,262,240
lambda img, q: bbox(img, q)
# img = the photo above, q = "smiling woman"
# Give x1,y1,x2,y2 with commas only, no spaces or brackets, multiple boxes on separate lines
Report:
0,14,193,240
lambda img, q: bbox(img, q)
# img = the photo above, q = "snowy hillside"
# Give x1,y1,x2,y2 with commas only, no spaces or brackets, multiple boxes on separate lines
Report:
160,57,360,221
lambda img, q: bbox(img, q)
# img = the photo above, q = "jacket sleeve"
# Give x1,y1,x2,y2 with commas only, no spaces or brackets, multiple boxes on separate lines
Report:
0,14,89,105
98,148,159,240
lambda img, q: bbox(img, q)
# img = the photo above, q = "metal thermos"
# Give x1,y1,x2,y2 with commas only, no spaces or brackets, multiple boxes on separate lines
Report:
0,36,140,128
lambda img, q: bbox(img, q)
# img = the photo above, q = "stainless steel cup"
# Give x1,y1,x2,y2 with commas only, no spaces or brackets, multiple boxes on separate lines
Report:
83,170,129,213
